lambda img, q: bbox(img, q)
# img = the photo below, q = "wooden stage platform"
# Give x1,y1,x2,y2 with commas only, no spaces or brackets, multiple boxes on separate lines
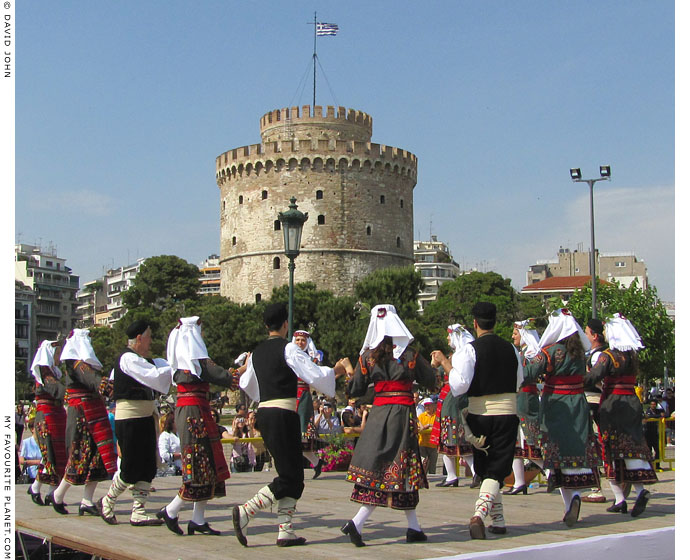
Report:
16,468,675,560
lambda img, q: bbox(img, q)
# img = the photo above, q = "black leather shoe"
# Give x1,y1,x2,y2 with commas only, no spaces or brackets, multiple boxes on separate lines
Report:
78,503,99,516
606,500,627,513
503,484,527,495
488,525,507,534
470,474,482,489
406,528,427,542
435,478,459,487
27,486,44,506
341,520,365,547
232,505,248,547
188,521,220,536
631,489,650,517
45,492,69,515
312,459,324,479
157,507,183,535
97,498,118,525
563,495,581,527
276,537,307,547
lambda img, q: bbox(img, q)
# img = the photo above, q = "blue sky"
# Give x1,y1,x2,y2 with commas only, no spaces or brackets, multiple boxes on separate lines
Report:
13,0,675,300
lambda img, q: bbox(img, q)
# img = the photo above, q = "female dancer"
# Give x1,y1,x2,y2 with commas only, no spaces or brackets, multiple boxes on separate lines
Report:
341,304,437,546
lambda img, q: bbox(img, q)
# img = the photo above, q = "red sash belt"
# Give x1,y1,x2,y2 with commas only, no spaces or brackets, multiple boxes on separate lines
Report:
429,384,450,445
373,380,414,406
521,384,539,394
176,382,230,481
66,388,117,474
602,375,637,397
542,375,584,395
36,397,68,476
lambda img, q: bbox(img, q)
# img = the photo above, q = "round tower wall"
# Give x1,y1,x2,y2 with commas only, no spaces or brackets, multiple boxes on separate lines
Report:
260,105,372,143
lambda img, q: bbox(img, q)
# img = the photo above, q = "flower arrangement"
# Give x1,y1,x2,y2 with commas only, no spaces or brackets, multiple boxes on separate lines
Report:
316,433,355,472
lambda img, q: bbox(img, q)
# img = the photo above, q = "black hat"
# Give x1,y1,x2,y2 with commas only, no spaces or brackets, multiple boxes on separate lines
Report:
263,302,288,328
471,302,496,321
126,320,150,339
587,318,604,336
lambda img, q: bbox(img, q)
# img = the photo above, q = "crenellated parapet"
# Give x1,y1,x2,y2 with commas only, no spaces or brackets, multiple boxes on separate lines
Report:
215,140,417,186
260,105,373,143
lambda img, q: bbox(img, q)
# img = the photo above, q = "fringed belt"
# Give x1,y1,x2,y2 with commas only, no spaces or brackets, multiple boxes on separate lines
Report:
373,380,414,406
66,388,117,474
176,382,229,481
542,375,584,395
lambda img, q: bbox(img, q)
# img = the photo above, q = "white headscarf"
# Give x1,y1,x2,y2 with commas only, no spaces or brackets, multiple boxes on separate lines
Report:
30,340,63,385
167,316,209,378
538,309,591,352
514,320,541,359
360,304,414,360
605,313,644,352
447,324,474,352
292,330,320,362
61,329,103,370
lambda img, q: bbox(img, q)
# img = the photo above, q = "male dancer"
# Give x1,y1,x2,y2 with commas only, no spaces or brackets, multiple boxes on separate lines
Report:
233,303,347,547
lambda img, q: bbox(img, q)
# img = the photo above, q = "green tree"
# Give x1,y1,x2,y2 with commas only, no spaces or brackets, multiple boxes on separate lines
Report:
89,326,127,373
122,255,200,311
354,266,424,322
566,280,674,384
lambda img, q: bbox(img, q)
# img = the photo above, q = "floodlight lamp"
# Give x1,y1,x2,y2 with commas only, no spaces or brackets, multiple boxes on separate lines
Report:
599,165,611,178
570,168,582,180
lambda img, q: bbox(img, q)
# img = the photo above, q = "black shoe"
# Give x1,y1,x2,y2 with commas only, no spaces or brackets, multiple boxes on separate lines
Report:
27,486,43,506
435,478,459,487
341,520,365,547
469,474,482,489
488,526,507,534
130,518,165,527
503,484,527,495
97,497,118,525
631,489,650,518
45,492,69,515
312,459,324,479
157,507,183,535
188,521,220,535
232,505,248,547
606,500,627,513
469,516,486,539
563,495,581,527
78,503,99,516
276,537,307,547
406,528,427,542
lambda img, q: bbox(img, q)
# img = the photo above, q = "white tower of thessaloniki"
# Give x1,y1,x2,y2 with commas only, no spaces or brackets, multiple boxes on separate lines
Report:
215,105,418,304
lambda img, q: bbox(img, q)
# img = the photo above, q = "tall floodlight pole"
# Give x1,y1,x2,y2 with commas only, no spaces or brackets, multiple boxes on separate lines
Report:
569,166,611,319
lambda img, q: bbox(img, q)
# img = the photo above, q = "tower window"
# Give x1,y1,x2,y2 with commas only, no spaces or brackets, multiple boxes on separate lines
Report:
262,190,268,200
273,257,281,270
316,190,323,200
239,195,243,204
255,293,262,303
380,195,385,204
274,220,281,231
397,237,401,248
318,215,325,225
366,226,372,236
232,236,237,246
400,199,404,208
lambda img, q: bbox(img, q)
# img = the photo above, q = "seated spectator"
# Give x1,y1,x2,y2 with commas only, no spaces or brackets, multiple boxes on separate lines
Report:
158,412,182,474
19,418,42,484
315,401,342,436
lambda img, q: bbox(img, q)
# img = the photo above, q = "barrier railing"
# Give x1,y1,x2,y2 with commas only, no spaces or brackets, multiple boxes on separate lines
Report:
642,417,675,471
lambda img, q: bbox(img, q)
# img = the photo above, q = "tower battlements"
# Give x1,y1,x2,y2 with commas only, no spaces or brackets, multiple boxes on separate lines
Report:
260,105,373,143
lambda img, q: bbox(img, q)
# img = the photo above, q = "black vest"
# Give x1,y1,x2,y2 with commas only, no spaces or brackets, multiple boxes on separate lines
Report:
468,333,518,397
252,337,297,402
112,348,156,401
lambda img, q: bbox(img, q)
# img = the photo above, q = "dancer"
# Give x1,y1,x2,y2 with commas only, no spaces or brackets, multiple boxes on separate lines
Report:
47,329,118,515
27,340,67,506
432,302,523,539
430,324,476,488
233,303,348,547
504,320,544,495
292,330,324,478
341,304,437,547
98,320,173,526
524,309,600,527
157,316,243,536
585,313,657,517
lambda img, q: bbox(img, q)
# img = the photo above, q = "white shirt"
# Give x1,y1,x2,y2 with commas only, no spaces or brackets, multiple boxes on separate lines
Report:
240,341,336,402
449,343,524,397
158,431,182,469
119,353,173,395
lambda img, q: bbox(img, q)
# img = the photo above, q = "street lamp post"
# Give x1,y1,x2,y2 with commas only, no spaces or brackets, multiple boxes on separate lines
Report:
278,197,308,337
569,166,611,319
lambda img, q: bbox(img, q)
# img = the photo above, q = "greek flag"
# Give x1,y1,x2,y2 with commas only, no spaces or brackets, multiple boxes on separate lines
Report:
316,22,338,36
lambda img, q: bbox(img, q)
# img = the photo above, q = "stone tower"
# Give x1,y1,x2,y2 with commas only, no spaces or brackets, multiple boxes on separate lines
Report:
215,105,418,303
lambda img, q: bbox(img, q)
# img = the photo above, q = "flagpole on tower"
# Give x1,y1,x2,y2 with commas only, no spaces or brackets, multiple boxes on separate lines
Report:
312,12,317,108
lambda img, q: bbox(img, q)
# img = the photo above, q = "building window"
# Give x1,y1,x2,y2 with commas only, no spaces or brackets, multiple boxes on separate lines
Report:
273,257,281,270
615,261,626,267
239,195,243,204
318,215,325,225
255,293,262,303
400,199,404,208
262,190,268,200
232,236,237,246
274,220,281,231
366,225,372,236
222,200,226,212
380,195,385,204
396,237,401,248
316,190,323,200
